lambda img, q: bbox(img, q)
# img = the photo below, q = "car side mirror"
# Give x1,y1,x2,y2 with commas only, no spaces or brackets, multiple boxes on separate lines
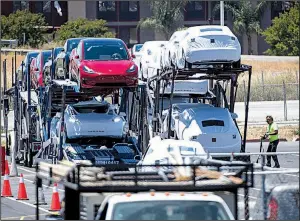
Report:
75,55,79,59
134,155,141,161
34,67,39,71
48,56,52,61
61,48,65,52
132,54,136,58
231,112,238,119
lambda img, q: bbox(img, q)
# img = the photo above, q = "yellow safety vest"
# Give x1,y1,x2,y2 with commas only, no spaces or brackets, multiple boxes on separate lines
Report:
267,123,279,142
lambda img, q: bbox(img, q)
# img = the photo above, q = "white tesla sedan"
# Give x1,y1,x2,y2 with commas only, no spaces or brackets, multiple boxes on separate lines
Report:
175,25,241,69
138,136,209,173
162,103,241,153
136,41,168,80
163,30,187,68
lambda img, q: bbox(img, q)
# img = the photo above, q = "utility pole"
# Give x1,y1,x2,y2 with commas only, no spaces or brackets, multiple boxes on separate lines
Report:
220,1,224,26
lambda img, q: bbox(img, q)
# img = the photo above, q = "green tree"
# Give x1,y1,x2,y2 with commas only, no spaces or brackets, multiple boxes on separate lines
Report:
1,10,47,47
138,0,189,40
56,18,115,41
262,3,299,56
213,1,268,55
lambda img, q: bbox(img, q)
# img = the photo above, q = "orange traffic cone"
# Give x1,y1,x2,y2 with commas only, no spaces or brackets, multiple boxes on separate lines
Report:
49,183,61,211
16,174,29,200
1,174,13,197
4,156,10,175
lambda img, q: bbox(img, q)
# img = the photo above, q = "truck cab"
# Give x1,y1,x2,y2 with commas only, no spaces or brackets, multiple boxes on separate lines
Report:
95,192,234,220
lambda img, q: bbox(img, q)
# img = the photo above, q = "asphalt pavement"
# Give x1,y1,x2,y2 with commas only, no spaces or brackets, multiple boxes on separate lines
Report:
1,142,298,220
235,100,299,122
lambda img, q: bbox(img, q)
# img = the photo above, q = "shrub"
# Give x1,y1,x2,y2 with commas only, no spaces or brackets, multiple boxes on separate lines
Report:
262,3,300,56
56,18,115,41
1,10,48,47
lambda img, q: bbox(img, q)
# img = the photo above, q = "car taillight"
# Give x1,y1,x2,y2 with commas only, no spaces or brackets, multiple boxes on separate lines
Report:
267,197,278,220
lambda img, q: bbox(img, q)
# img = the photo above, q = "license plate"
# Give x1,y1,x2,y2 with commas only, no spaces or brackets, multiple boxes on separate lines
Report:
95,160,119,165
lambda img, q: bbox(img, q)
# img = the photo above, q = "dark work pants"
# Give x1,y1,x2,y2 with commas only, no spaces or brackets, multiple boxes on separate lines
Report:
266,139,280,166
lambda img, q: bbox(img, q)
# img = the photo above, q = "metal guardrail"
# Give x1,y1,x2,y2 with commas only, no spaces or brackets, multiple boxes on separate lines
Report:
1,39,18,48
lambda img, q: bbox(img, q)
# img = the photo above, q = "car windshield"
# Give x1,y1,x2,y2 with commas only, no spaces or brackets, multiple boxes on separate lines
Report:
43,52,52,66
135,44,143,52
112,200,231,220
73,105,109,113
67,39,81,52
54,48,63,59
83,41,129,61
25,53,38,66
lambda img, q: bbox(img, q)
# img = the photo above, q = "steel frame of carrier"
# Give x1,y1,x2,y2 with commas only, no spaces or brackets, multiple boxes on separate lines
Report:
35,159,254,220
9,50,146,167
140,63,252,155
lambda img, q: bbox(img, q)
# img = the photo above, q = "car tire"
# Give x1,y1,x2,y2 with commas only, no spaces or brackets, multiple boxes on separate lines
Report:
77,69,81,91
182,50,192,69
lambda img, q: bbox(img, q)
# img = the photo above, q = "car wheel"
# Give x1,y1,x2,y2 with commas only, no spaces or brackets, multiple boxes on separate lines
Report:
182,51,192,69
140,65,145,81
77,69,81,91
68,65,72,80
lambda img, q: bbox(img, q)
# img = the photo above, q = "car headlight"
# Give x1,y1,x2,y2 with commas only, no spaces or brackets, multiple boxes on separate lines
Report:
126,64,136,73
83,65,95,74
113,117,122,123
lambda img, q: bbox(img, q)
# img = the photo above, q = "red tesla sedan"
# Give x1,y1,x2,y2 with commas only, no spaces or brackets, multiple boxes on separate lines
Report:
69,38,138,90
29,50,52,88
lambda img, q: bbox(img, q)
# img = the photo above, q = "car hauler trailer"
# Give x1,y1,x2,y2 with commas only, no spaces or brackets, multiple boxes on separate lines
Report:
35,159,254,220
7,49,145,168
139,63,252,158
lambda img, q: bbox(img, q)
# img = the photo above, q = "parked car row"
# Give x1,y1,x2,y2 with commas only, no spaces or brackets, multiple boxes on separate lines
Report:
130,25,242,80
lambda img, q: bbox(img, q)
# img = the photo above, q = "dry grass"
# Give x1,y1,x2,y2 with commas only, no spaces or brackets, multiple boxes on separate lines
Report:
239,125,299,141
235,59,299,101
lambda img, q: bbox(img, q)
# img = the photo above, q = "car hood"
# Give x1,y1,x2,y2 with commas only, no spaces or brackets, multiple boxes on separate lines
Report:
81,60,134,74
65,113,125,138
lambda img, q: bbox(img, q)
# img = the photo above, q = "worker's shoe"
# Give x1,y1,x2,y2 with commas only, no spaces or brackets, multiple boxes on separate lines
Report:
273,164,280,168
266,163,271,167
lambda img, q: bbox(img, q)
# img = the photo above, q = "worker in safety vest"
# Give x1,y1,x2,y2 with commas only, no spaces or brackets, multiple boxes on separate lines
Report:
261,115,280,168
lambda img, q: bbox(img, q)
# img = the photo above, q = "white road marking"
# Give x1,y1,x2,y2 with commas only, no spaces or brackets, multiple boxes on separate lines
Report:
16,166,36,174
23,178,65,192
238,194,258,200
2,196,51,213
283,174,299,178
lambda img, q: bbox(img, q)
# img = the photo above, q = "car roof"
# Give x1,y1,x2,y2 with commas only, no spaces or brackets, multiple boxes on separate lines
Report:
81,38,124,43
149,136,205,152
187,25,233,36
68,37,84,41
27,51,39,55
107,192,225,204
71,99,109,107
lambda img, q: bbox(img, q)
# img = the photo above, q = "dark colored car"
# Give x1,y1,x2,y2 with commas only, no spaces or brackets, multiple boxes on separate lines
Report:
29,50,52,88
267,184,299,220
17,51,39,89
43,47,64,84
55,38,83,78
